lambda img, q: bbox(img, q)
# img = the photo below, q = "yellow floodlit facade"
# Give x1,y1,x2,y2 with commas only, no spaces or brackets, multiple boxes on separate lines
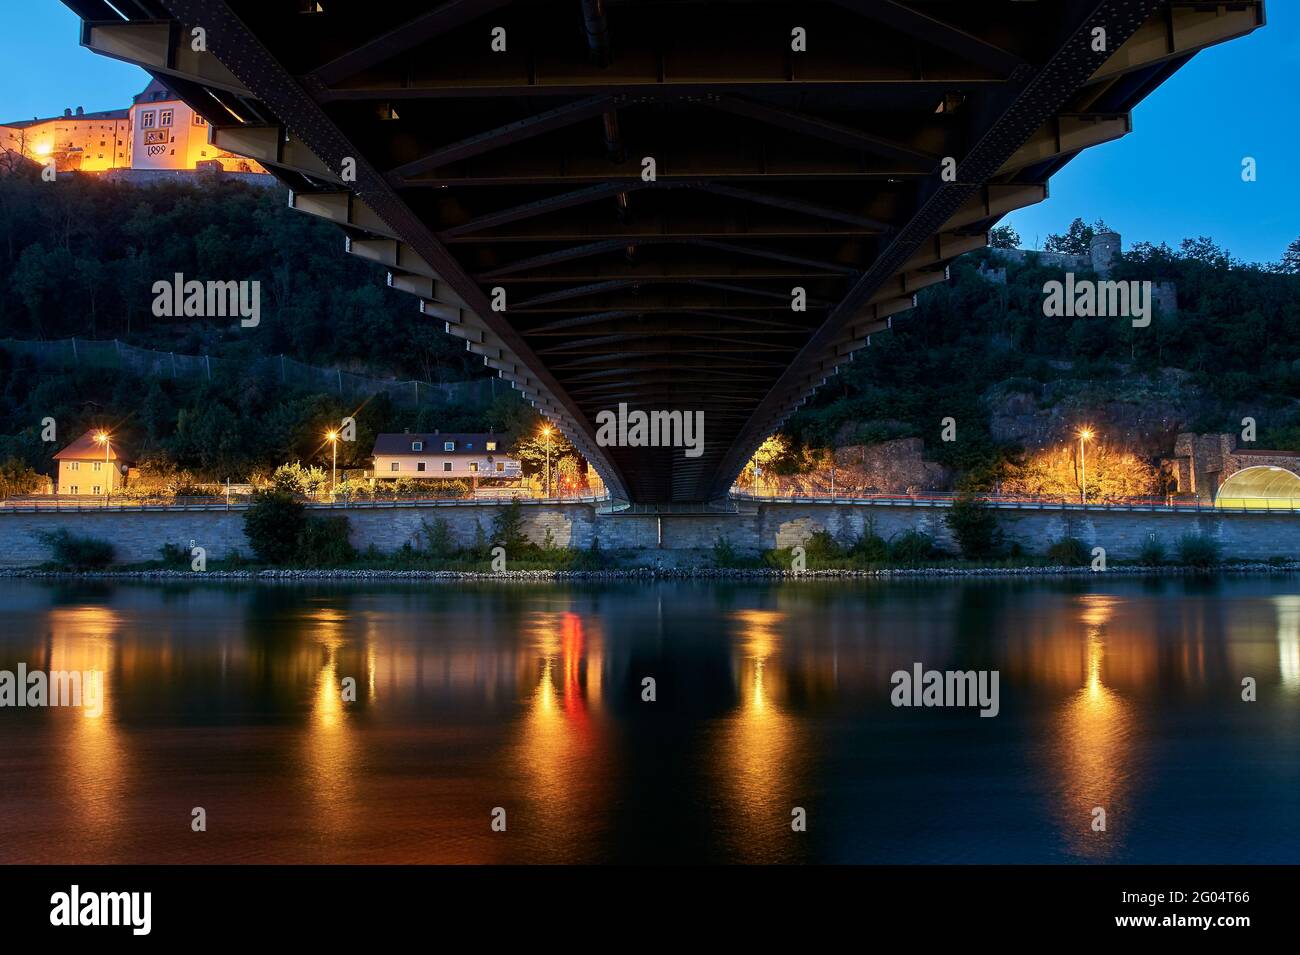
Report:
0,79,265,175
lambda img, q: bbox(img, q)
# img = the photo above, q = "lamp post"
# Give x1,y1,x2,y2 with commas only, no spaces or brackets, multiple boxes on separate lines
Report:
1077,428,1094,505
541,424,553,498
94,431,110,505
326,430,338,502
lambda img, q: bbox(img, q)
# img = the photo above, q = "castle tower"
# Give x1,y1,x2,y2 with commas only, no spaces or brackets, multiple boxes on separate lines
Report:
1090,231,1121,276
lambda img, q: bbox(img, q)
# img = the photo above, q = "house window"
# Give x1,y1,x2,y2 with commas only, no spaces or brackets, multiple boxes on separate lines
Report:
68,462,79,471
444,441,455,451
93,461,103,471
140,111,155,129
469,463,479,473
390,462,399,472
411,441,423,451
92,486,101,495
160,109,173,127
443,462,452,472
486,441,497,451
69,486,78,495
496,463,505,473
417,462,426,472
193,114,206,126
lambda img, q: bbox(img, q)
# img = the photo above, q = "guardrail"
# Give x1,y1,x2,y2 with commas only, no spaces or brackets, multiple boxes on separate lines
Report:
0,493,610,512
729,489,1300,514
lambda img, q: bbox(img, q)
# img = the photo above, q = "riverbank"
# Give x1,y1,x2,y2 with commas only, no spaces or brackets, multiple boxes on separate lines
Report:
4,561,1298,581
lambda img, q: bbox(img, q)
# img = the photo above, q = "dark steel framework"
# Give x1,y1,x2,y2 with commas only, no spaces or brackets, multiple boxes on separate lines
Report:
62,0,1264,502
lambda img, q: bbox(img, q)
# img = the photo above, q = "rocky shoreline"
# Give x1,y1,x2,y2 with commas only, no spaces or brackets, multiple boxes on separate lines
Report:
2,562,1298,582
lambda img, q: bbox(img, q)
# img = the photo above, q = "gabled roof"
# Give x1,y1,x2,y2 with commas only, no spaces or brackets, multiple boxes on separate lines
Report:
373,433,509,455
53,431,129,462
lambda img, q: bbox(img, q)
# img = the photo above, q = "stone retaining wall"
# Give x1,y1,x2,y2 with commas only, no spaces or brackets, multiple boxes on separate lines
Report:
2,500,1297,566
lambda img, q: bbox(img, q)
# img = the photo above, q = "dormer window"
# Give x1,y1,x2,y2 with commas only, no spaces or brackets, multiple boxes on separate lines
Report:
411,441,423,451
444,441,455,451
486,441,497,451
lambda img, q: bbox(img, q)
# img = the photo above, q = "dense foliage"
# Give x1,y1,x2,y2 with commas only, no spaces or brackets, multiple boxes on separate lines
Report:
778,231,1300,487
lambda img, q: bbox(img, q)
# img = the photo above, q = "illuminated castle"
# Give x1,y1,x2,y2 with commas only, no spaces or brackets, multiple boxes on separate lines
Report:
0,79,266,175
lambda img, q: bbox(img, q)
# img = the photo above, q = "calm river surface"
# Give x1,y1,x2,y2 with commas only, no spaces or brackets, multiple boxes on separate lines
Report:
0,577,1297,864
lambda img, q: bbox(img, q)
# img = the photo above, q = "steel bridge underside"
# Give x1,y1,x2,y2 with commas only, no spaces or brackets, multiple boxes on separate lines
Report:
62,0,1264,502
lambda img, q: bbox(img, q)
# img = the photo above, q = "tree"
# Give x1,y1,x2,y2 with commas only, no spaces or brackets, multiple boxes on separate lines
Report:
242,490,305,564
988,224,1021,249
1043,217,1113,256
944,495,1002,559
1274,236,1300,274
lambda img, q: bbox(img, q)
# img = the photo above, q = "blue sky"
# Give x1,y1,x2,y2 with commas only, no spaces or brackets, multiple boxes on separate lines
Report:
3,2,1296,264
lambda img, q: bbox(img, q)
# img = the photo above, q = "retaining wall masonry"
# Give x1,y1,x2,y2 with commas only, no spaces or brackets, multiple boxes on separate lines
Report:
2,500,1298,567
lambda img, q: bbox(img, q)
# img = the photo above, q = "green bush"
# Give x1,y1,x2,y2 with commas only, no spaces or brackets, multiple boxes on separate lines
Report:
1177,533,1221,567
1137,535,1166,566
945,495,1003,559
159,541,190,567
492,499,529,553
888,530,935,565
849,521,889,561
242,490,306,564
713,535,741,567
37,529,115,570
803,528,843,560
419,517,457,558
295,515,356,567
1045,536,1090,566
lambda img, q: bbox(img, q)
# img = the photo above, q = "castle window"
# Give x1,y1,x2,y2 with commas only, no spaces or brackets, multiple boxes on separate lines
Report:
140,111,155,129
160,110,173,127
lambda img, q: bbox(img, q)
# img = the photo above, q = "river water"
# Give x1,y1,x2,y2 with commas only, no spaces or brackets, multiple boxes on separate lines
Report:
0,577,1297,864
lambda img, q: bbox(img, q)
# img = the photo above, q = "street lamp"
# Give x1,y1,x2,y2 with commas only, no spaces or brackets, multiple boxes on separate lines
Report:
94,431,110,505
325,429,338,501
1077,428,1094,505
540,424,553,498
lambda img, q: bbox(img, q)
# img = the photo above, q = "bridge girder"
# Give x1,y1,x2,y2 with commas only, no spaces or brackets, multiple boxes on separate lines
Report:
65,0,1266,503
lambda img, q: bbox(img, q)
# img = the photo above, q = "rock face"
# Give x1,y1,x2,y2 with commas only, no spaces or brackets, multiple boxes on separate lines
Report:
831,438,952,493
988,373,1201,459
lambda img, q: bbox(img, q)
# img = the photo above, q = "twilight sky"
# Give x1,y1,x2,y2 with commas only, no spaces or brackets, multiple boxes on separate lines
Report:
2,2,1295,264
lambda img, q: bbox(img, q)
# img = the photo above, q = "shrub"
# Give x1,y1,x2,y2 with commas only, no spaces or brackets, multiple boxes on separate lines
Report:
1177,533,1221,567
295,515,356,567
849,521,889,562
945,495,1002,559
242,490,305,564
419,517,457,558
802,528,843,560
492,499,529,553
713,535,741,567
37,529,115,570
889,530,935,565
1137,535,1166,566
1045,536,1090,566
159,541,190,567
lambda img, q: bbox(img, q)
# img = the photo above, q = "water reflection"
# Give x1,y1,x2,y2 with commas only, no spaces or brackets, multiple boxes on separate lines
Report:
0,578,1296,863
1045,594,1135,860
